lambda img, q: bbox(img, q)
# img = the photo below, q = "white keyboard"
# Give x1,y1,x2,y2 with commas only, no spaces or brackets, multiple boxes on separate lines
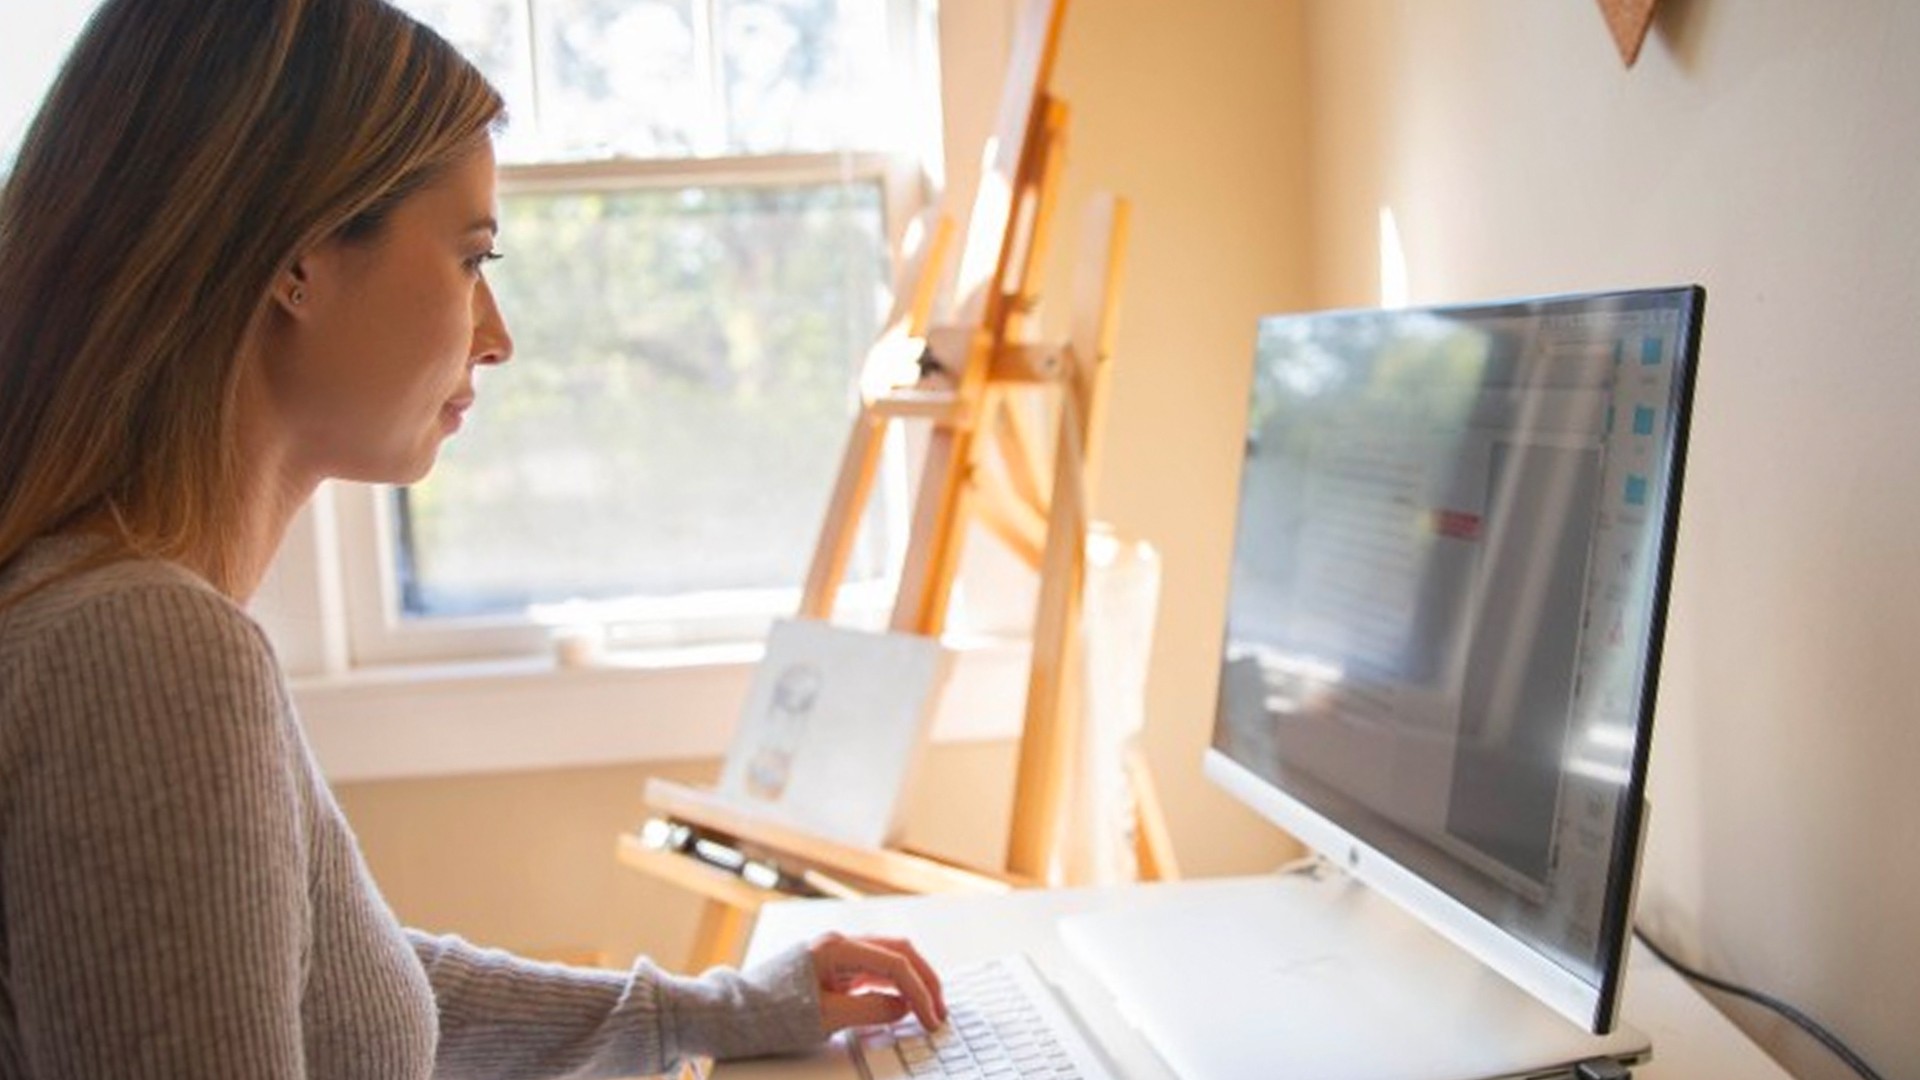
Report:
851,954,1115,1080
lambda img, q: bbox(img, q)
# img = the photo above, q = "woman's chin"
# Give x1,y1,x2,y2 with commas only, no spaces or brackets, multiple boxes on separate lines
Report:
332,444,443,488
397,448,443,486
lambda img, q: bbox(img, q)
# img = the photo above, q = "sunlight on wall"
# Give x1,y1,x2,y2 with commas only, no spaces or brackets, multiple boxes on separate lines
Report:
1378,205,1409,309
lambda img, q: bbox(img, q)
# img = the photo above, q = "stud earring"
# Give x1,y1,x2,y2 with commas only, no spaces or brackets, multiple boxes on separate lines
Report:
290,286,306,306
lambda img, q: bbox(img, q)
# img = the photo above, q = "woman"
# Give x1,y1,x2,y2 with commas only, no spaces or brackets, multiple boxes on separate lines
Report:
0,0,943,1076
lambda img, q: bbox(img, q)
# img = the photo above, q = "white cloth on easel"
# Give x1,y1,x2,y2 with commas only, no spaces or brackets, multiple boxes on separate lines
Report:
1056,525,1161,887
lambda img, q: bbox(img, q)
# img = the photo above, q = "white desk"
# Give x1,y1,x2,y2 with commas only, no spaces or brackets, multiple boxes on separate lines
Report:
716,878,1789,1080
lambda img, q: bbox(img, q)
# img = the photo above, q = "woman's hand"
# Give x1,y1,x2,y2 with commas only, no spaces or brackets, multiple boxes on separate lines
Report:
808,932,948,1033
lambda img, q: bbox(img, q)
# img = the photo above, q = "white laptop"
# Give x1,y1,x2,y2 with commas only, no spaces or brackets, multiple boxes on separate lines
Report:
1057,874,1650,1080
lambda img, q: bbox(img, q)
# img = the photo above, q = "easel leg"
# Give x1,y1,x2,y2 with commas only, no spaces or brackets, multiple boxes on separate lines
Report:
687,899,751,973
889,417,978,634
1006,389,1091,881
802,412,889,619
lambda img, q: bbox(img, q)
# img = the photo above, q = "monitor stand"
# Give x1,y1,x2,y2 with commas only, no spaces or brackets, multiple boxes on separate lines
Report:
1057,868,1650,1080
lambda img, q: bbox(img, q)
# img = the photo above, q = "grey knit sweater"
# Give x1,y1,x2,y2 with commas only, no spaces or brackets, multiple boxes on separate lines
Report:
0,536,822,1078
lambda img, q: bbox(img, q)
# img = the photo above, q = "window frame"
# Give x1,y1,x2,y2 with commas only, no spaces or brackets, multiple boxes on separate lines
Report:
252,0,1045,681
324,0,945,669
334,149,928,667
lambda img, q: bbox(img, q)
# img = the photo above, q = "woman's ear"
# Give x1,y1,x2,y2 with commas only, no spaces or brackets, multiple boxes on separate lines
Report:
273,257,315,318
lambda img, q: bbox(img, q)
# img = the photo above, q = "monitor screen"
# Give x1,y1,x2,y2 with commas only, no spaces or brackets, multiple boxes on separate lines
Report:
1206,285,1704,1032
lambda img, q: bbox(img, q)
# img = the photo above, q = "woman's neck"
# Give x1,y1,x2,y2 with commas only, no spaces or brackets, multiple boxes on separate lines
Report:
222,452,318,602
223,337,323,602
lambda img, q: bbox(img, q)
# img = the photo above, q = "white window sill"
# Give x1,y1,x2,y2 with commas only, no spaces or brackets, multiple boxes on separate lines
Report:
294,635,1032,783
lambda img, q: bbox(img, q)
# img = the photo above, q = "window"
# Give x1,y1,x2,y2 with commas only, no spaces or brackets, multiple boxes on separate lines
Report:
0,2,100,171
337,0,943,664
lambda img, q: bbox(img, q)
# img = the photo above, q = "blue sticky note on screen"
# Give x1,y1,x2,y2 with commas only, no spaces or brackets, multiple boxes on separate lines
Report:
1625,475,1649,506
1641,337,1664,365
1632,406,1656,436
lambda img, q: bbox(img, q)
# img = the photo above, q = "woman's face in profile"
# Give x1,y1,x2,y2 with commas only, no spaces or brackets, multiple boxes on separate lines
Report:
259,139,514,487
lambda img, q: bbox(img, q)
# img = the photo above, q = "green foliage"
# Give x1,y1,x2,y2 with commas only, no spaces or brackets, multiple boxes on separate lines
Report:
386,0,912,617
404,181,888,615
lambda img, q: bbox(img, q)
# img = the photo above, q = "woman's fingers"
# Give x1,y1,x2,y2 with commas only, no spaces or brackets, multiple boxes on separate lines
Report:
853,936,945,1018
809,933,947,1032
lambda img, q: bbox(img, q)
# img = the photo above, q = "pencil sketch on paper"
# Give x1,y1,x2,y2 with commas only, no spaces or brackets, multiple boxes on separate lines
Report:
717,619,954,848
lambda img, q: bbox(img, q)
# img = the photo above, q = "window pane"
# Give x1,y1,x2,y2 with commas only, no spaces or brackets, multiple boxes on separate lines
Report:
397,182,890,618
423,0,910,162
720,0,896,154
534,0,707,160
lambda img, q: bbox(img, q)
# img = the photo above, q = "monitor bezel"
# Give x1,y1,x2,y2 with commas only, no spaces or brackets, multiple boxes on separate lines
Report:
1205,284,1705,1034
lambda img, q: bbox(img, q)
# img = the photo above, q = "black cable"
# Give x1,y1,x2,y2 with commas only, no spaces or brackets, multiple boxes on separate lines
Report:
1633,926,1885,1080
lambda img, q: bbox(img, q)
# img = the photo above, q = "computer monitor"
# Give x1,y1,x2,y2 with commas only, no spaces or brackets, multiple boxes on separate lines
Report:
1205,285,1704,1034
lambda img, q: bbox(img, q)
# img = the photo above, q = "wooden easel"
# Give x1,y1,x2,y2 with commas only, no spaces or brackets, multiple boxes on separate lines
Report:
617,0,1178,972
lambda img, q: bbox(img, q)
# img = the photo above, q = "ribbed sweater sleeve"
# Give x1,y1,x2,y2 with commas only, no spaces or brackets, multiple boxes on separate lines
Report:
0,582,312,1077
410,931,822,1078
0,546,829,1079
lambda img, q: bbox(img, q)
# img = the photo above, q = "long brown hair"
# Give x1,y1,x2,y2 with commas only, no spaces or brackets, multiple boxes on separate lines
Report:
0,0,502,595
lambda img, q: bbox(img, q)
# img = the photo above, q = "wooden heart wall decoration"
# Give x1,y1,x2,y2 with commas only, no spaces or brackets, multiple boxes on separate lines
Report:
1596,0,1660,67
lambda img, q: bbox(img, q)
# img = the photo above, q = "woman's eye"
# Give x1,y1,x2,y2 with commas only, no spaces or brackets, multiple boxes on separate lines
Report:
466,250,505,274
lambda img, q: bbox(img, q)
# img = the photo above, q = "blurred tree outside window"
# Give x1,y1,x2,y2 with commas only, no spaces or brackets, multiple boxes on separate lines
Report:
390,0,935,634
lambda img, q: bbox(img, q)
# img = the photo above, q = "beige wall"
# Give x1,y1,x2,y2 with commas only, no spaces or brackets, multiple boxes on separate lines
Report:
1301,2,1920,1076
